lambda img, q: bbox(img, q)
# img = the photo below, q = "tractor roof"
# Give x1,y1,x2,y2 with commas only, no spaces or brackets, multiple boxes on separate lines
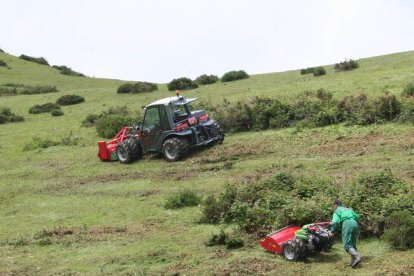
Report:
146,96,198,107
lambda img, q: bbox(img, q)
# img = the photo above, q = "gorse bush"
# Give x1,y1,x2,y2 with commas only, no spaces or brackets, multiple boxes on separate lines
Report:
167,77,198,91
117,82,158,94
195,74,219,85
300,67,315,75
29,102,61,114
313,66,326,77
19,54,49,66
200,170,413,237
221,70,249,82
0,83,58,96
206,230,244,249
334,59,359,71
52,65,85,77
382,210,414,250
56,94,85,106
0,107,24,124
164,189,201,209
0,60,7,67
51,109,64,116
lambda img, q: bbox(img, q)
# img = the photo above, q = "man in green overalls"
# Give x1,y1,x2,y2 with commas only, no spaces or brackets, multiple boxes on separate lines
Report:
330,199,362,268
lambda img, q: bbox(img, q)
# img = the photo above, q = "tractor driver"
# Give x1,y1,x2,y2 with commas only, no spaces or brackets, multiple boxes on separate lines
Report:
330,199,362,268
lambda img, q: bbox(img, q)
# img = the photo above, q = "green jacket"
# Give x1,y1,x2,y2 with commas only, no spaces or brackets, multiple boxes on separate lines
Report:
331,206,360,232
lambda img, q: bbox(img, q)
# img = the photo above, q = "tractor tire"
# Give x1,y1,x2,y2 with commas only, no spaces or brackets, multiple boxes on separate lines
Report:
162,137,190,162
282,239,308,261
210,122,225,144
126,138,143,161
116,140,135,164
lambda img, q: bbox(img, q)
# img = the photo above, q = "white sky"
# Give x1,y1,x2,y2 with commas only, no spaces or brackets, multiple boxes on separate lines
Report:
1,0,413,83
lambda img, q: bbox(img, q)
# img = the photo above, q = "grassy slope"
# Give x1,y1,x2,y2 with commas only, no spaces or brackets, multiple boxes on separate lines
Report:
0,51,414,275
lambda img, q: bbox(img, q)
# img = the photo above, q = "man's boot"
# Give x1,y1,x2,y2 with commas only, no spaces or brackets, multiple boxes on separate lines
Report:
347,252,354,266
348,248,361,268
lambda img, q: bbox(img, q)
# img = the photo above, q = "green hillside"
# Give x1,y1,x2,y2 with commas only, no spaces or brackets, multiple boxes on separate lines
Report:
0,51,413,275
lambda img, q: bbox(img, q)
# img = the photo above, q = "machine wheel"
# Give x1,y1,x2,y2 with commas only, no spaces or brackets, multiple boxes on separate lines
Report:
116,140,135,164
126,138,143,161
210,123,225,144
282,239,308,261
162,137,190,162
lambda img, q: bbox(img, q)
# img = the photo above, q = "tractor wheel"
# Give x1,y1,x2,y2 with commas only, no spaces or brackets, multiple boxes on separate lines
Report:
126,138,143,161
282,239,308,261
162,137,190,162
210,123,225,144
116,140,135,164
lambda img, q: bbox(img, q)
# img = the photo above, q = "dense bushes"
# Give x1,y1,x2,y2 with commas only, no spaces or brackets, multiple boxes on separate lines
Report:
334,59,359,71
117,82,158,94
29,103,61,114
0,107,24,124
0,60,7,67
19,54,49,66
221,70,249,82
300,67,315,75
200,170,414,237
51,109,64,116
167,77,198,91
52,65,85,77
195,74,219,85
200,90,414,133
56,94,85,106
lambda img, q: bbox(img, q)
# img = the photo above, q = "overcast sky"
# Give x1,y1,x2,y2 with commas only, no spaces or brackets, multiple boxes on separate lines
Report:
1,0,413,83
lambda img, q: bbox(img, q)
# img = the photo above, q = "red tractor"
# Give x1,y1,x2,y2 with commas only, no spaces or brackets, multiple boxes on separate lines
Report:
98,94,224,163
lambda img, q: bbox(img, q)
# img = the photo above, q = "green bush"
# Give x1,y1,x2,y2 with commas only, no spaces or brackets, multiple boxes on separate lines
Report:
117,82,158,94
167,77,198,91
402,82,414,97
19,54,49,66
52,65,84,77
300,67,315,75
0,107,24,124
334,59,359,71
374,93,401,122
51,109,64,116
29,103,61,114
221,70,249,82
164,189,201,209
95,115,136,138
398,99,414,124
195,74,219,85
56,94,85,106
0,87,17,96
0,60,7,67
382,210,414,250
23,137,60,151
205,230,244,249
20,85,58,95
313,66,326,77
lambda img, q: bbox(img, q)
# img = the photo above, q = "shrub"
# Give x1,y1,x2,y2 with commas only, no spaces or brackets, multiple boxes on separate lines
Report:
117,82,158,93
313,66,326,77
205,230,244,249
195,74,219,85
300,67,315,75
56,94,85,106
23,137,60,151
373,93,401,122
0,87,17,96
164,189,201,209
0,60,7,67
95,115,136,138
51,109,64,116
398,99,414,124
29,103,61,114
0,107,24,124
52,65,85,77
19,54,49,66
402,81,414,97
221,70,249,82
167,77,198,91
334,59,359,72
382,210,414,250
